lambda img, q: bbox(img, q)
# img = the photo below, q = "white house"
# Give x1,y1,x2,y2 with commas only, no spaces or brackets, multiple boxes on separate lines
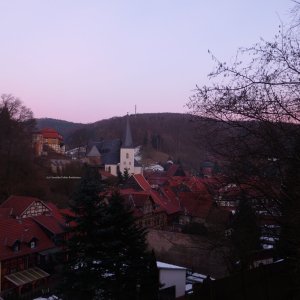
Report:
157,261,187,299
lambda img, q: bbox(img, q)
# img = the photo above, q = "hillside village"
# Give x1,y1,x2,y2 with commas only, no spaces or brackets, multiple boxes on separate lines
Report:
0,112,287,300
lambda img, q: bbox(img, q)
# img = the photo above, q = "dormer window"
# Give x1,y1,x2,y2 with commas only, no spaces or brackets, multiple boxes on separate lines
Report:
13,241,20,252
29,238,37,249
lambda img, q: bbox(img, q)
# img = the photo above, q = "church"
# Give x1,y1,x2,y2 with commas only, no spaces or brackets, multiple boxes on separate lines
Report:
86,115,142,176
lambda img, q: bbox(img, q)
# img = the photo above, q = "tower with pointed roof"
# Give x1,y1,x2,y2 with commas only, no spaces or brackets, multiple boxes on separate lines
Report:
120,114,142,175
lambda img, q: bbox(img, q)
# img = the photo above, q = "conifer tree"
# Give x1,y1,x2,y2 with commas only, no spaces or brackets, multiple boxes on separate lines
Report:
231,197,261,270
62,165,104,299
62,166,159,299
99,192,159,300
123,168,129,181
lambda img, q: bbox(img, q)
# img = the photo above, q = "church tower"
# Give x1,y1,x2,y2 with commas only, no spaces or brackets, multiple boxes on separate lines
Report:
120,114,142,175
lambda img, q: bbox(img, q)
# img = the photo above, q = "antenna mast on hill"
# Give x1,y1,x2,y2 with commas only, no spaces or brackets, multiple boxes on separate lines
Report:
135,105,137,117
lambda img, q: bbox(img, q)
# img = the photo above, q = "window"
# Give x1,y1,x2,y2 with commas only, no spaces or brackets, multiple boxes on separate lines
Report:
30,240,36,248
129,162,131,165
126,153,129,159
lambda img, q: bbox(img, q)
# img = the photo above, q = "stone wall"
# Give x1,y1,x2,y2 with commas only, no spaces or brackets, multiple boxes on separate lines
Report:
147,229,230,279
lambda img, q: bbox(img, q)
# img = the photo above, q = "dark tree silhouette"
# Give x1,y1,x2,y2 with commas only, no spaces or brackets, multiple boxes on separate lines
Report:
188,7,300,293
62,166,159,299
231,197,261,270
0,94,37,201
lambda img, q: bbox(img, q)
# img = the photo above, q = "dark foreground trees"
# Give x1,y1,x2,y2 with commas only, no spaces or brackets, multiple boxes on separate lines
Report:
62,166,159,300
188,5,300,295
0,94,39,201
231,198,261,270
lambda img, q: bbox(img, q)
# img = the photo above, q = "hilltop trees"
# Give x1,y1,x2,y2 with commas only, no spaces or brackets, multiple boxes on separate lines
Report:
62,166,159,300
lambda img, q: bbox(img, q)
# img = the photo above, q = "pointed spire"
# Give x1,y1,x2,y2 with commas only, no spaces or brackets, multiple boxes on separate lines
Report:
123,114,133,148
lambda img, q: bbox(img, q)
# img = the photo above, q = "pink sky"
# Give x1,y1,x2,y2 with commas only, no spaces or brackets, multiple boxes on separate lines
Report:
0,0,292,123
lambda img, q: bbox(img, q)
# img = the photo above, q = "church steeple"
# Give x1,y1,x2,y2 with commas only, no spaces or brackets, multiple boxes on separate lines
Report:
119,114,142,176
123,114,133,148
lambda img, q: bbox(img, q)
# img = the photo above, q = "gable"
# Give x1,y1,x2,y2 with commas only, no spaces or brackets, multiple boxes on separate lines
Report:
21,201,51,218
87,145,101,157
1,196,40,217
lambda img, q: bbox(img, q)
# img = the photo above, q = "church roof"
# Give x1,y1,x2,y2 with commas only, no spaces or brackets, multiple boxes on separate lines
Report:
122,115,134,148
86,145,101,157
87,139,121,164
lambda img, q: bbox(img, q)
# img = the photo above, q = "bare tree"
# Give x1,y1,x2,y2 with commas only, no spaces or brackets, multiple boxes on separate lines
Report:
187,6,300,292
0,94,36,200
0,94,33,122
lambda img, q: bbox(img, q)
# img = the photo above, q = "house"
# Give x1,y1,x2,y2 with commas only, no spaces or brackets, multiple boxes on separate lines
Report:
0,196,68,297
157,261,187,299
122,173,231,231
121,191,167,229
120,174,171,229
1,196,52,219
0,218,53,295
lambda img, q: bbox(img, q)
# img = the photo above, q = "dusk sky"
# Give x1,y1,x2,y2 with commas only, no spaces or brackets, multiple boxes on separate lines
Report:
0,1,293,123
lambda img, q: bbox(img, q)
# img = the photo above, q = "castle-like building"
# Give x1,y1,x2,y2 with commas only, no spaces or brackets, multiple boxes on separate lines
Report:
32,128,65,156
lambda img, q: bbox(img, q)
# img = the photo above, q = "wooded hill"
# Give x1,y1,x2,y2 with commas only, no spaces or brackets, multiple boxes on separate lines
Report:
37,113,209,170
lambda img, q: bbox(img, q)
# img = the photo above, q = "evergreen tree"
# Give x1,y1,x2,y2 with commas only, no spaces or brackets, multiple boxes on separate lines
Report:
62,166,159,299
117,169,124,185
99,192,159,300
123,168,129,181
62,165,105,299
231,196,261,270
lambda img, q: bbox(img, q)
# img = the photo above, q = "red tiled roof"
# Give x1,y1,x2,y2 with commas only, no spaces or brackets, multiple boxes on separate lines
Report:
40,128,63,140
0,208,12,219
0,218,55,261
144,171,169,186
46,203,66,223
149,190,181,215
122,194,149,218
179,192,212,219
122,191,166,219
99,170,116,178
121,189,149,196
32,215,64,235
184,177,210,193
166,164,179,177
0,196,48,217
133,174,152,191
125,193,150,208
